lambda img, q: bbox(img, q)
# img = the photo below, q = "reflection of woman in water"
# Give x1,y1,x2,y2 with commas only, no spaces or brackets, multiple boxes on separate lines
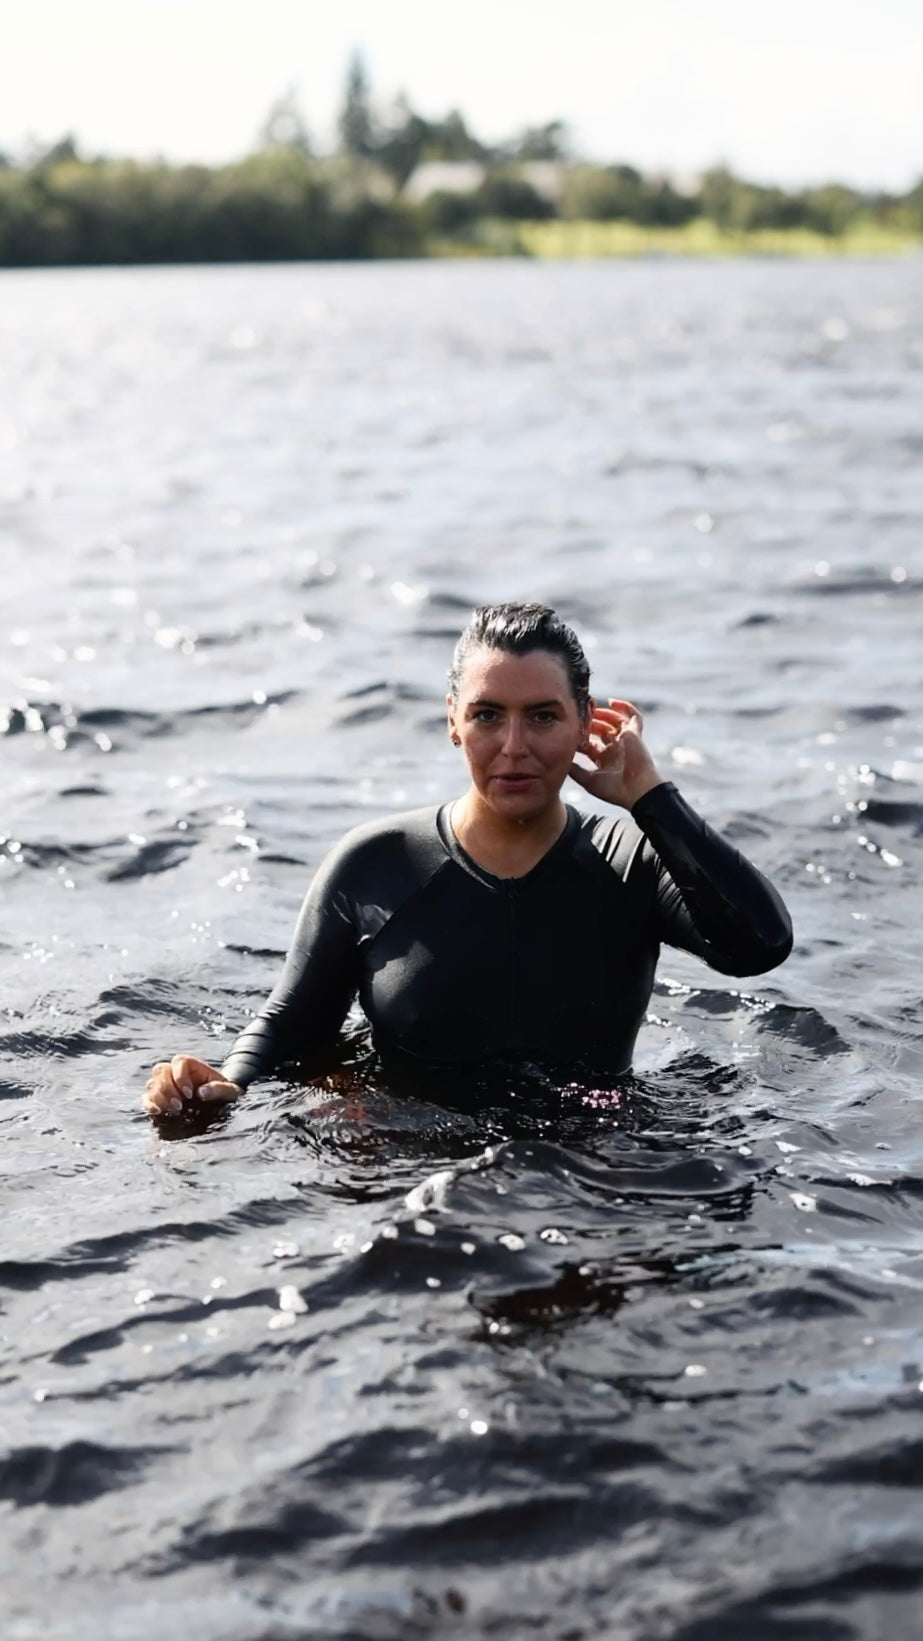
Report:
143,602,793,1117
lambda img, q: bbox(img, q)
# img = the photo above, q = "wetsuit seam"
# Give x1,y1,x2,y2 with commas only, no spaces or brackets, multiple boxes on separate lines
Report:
507,880,518,1047
359,856,456,957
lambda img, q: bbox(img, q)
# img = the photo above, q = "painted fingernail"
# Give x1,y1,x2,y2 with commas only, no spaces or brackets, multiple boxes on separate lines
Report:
170,1098,183,1113
179,1081,193,1098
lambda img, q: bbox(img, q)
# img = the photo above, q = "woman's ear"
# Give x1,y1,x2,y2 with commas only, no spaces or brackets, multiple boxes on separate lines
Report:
580,697,596,750
446,694,460,747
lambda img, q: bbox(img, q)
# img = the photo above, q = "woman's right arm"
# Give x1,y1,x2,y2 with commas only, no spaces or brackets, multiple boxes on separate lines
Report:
142,839,363,1118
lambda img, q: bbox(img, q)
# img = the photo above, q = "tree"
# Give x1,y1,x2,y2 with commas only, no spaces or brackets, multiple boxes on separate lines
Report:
560,163,643,221
800,183,862,236
258,88,312,156
375,93,428,186
474,171,555,220
904,178,923,232
422,109,487,162
698,165,739,230
505,120,570,162
36,134,81,167
338,51,377,159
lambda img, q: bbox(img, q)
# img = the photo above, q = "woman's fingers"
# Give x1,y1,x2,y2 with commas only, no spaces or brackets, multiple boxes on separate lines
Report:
592,699,640,715
589,711,644,750
141,1054,235,1117
593,699,644,731
197,1080,243,1104
142,1062,182,1115
587,722,630,758
170,1054,222,1097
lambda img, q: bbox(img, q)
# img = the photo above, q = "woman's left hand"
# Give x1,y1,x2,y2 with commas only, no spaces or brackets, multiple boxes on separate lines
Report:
569,699,665,811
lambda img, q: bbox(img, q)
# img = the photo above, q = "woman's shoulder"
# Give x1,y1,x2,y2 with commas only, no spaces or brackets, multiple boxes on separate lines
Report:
317,803,447,888
336,803,443,853
570,804,649,877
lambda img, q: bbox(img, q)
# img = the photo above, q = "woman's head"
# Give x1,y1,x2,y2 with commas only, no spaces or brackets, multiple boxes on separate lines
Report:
448,602,591,719
447,603,593,823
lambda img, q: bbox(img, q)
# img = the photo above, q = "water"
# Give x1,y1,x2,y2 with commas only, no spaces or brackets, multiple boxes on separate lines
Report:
2,257,922,1640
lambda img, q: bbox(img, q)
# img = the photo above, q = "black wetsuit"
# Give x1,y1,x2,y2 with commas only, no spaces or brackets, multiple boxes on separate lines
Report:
221,782,792,1094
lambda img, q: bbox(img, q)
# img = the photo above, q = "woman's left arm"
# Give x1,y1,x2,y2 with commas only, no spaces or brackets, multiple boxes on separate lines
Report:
570,698,793,976
630,781,793,976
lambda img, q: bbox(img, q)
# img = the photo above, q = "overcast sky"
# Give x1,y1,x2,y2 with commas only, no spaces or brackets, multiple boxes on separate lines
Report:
2,0,920,189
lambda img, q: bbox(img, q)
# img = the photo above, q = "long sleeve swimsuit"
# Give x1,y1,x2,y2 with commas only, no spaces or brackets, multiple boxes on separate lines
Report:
221,782,793,1096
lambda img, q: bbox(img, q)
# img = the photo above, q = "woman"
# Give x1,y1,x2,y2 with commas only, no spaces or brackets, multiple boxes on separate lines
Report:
143,603,792,1116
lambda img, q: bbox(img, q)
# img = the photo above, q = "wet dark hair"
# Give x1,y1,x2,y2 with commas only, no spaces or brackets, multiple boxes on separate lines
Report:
448,602,591,718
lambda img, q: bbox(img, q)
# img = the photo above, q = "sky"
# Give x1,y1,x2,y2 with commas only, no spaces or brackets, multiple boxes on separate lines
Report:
1,0,921,190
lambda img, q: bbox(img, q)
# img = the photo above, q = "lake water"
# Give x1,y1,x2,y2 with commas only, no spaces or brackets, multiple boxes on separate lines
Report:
2,256,922,1640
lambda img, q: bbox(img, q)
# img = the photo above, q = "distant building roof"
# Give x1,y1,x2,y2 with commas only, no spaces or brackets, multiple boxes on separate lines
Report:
402,161,486,201
646,168,703,197
517,162,566,202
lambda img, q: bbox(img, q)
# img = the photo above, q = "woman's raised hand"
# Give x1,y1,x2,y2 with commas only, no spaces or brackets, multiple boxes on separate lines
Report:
142,1054,242,1117
569,698,665,811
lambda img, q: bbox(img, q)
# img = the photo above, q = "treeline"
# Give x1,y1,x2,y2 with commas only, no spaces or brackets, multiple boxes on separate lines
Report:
1,56,920,265
0,146,421,264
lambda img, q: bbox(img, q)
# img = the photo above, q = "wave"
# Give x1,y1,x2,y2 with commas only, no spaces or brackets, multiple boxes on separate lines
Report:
1,692,298,752
0,1441,175,1507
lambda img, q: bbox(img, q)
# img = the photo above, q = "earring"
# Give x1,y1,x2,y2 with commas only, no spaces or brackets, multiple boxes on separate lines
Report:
451,734,461,746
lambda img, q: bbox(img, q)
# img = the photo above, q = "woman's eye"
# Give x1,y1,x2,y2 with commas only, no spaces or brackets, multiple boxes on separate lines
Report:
472,709,498,723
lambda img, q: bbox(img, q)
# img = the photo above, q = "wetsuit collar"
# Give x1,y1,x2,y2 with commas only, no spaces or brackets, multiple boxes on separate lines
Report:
437,801,580,886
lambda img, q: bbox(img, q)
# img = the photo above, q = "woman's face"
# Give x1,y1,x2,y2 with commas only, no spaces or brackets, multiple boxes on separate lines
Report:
447,645,589,821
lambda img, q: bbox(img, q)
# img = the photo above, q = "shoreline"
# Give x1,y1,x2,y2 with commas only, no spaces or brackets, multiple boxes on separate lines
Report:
1,219,920,274
437,217,923,261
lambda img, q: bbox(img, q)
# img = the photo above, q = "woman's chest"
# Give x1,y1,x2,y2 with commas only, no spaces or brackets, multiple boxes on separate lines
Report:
360,862,655,1036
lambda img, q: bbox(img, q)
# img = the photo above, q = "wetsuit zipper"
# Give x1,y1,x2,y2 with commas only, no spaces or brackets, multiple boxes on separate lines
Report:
506,881,518,1046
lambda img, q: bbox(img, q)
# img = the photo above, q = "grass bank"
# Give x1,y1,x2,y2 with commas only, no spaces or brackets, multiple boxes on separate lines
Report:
512,218,922,259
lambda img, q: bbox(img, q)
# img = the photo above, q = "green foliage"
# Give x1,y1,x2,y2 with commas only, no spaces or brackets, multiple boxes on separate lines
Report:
697,166,882,236
799,183,862,236
338,51,377,160
36,134,81,167
0,149,425,266
373,102,487,187
336,53,489,184
561,164,695,226
561,164,640,220
501,121,570,162
420,189,479,234
903,179,923,232
257,89,312,157
698,166,739,230
374,95,429,186
473,172,555,221
0,64,919,268
421,109,486,163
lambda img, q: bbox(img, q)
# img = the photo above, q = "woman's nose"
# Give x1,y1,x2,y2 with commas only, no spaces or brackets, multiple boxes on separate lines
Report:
501,715,528,755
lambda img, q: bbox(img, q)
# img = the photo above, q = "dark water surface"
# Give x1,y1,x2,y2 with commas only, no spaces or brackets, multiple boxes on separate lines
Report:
2,259,922,1640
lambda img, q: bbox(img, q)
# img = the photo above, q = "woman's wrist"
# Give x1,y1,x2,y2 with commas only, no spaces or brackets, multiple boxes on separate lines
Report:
624,769,667,810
